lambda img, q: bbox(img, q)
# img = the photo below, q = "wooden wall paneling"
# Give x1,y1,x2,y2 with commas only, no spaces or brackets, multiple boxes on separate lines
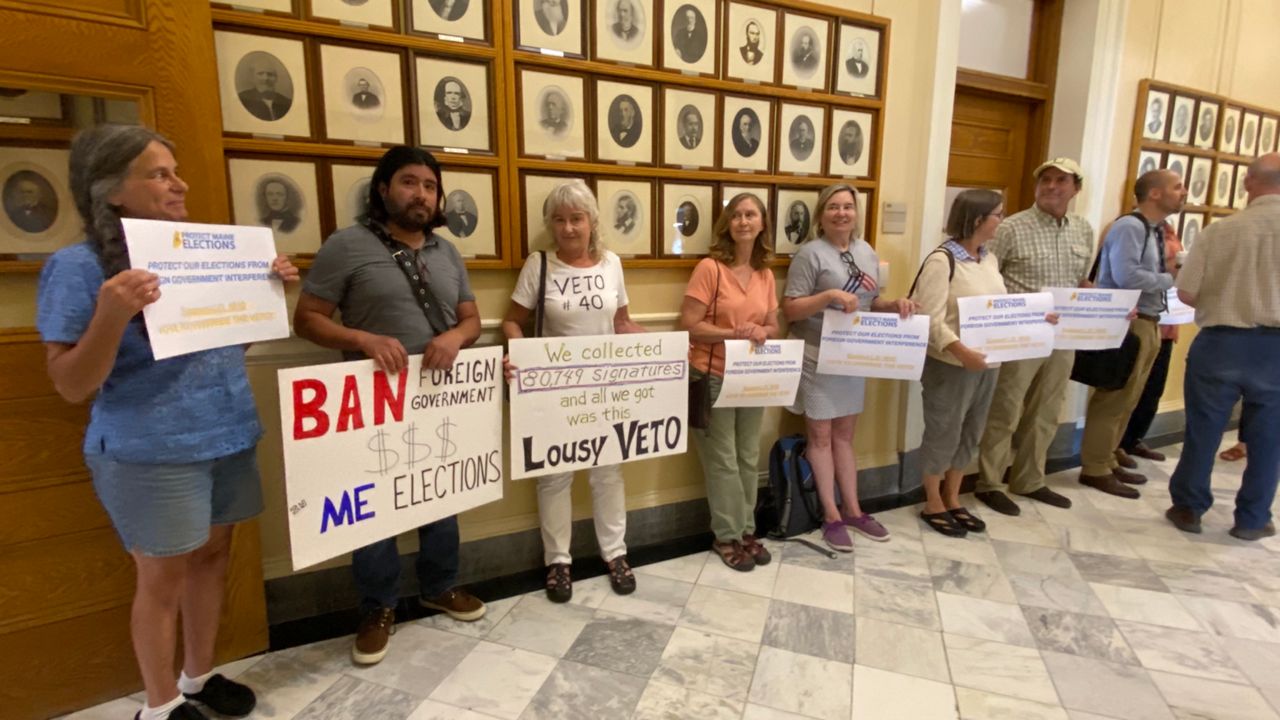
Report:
0,527,136,636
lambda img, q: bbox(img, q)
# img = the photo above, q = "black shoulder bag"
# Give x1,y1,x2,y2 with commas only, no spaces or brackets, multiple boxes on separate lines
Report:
367,221,450,335
688,262,721,431
1070,212,1153,390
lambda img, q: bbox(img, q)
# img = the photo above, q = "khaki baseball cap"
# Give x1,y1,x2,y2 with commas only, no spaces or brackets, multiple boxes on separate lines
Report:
1033,157,1084,185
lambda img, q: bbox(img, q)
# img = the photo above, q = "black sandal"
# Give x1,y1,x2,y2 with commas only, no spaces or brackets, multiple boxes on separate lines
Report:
948,506,986,533
607,555,637,595
920,510,968,538
545,563,572,603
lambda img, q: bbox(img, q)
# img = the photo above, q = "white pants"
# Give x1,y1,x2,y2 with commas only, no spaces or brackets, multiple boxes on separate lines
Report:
536,464,627,566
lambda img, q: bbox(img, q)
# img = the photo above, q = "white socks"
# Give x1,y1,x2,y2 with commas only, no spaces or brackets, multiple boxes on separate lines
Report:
139,694,183,720
177,669,212,695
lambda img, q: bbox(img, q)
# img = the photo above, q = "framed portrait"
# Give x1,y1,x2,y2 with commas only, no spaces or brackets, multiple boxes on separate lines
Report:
596,177,654,257
1141,89,1169,141
722,95,772,172
329,162,374,231
1179,212,1205,250
1218,106,1241,154
319,43,406,145
518,0,584,56
0,89,64,121
227,157,322,254
593,0,653,66
212,0,293,12
829,109,873,178
1193,100,1219,150
1163,152,1189,183
835,23,881,97
777,102,825,175
215,31,311,138
661,182,713,256
519,69,586,159
1240,111,1260,157
415,56,491,152
0,148,77,254
1136,149,1161,177
410,0,488,42
596,80,654,164
1168,95,1195,145
779,12,830,91
1186,156,1212,206
662,0,717,76
724,2,776,84
662,87,716,168
1232,164,1248,209
308,0,396,28
522,172,586,253
439,168,498,258
1211,162,1234,208
1260,116,1279,156
774,187,817,256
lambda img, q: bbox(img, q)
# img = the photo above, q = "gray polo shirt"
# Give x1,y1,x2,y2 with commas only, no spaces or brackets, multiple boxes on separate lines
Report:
304,223,475,360
1097,215,1174,315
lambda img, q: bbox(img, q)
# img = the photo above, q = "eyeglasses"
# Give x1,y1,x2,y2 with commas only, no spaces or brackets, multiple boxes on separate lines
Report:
840,250,864,292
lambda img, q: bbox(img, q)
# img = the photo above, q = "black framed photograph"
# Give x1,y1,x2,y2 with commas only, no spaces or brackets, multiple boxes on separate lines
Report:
1218,106,1241,154
1211,162,1234,208
1141,89,1169,141
518,0,584,56
0,89,64,122
0,147,77,254
440,168,499,258
595,177,654,257
661,181,713,256
415,56,491,153
522,172,585,253
595,80,653,164
1163,152,1189,183
835,23,881,97
662,0,716,76
1193,100,1219,150
774,187,817,256
593,0,653,66
228,157,322,254
518,69,586,159
1169,95,1195,145
779,12,829,91
777,102,824,175
328,162,374,231
662,87,716,169
829,108,872,178
410,0,488,42
1187,156,1212,206
722,95,772,172
1137,149,1161,177
1180,212,1205,249
308,0,396,29
1260,116,1278,156
1240,111,1260,157
215,31,312,137
319,43,406,145
724,2,776,84
1232,164,1248,209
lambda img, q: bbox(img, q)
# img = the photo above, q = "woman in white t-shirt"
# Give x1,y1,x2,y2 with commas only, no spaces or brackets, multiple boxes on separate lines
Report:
502,180,646,603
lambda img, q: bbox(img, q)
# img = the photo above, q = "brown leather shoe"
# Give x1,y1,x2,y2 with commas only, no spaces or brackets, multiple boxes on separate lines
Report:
1130,443,1166,461
1165,506,1202,534
352,607,396,665
1079,472,1140,499
1229,522,1276,541
420,587,486,622
1114,448,1138,469
1112,467,1148,485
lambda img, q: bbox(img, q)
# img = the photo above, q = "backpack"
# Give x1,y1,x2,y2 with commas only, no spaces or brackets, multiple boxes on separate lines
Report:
755,434,838,557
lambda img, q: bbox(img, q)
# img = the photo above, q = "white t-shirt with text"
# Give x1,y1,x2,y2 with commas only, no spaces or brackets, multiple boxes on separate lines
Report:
511,249,630,337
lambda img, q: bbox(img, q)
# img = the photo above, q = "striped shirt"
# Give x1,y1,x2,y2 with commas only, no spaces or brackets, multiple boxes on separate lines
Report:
1176,194,1280,328
988,204,1094,293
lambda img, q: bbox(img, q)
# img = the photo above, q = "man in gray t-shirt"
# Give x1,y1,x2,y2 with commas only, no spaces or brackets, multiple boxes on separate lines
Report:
294,146,486,667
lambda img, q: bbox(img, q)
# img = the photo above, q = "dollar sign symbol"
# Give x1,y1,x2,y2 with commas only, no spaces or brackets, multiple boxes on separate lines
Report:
366,429,399,474
436,418,457,462
401,422,433,470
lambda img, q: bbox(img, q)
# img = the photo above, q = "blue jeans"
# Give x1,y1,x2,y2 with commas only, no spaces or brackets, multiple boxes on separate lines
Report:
352,516,459,613
1169,328,1280,530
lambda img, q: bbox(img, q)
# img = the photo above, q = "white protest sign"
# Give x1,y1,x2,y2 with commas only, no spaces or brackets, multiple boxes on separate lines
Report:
714,339,804,408
958,292,1055,363
1160,288,1196,325
123,218,288,360
278,347,504,569
1048,287,1141,350
816,310,930,380
509,332,688,480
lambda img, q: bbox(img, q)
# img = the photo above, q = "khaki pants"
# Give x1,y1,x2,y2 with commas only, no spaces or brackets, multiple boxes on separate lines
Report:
977,349,1075,494
1080,318,1162,476
691,374,765,542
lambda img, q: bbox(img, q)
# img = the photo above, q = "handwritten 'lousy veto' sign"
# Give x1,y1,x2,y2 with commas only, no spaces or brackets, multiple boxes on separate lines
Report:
278,347,504,569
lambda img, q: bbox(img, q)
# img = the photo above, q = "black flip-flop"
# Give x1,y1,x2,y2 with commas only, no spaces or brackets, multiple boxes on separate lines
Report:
920,510,967,537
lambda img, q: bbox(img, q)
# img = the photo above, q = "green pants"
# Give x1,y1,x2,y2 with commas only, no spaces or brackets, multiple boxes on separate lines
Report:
691,373,765,542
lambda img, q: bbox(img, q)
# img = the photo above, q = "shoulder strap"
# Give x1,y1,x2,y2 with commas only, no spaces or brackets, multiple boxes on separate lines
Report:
703,260,722,374
534,250,547,338
365,221,449,335
907,244,956,299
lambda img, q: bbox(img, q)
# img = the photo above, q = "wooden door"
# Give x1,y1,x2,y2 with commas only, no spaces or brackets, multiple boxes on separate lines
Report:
0,3,268,718
947,88,1036,212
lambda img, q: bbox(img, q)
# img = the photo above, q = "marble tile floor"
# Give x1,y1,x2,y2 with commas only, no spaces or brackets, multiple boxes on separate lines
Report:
65,442,1280,720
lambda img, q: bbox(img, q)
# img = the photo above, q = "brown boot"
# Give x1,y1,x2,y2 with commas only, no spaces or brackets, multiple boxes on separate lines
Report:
419,588,486,622
352,606,396,665
1079,472,1140,499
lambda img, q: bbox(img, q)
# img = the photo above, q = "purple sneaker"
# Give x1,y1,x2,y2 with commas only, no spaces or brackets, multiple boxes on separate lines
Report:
822,521,854,553
844,513,891,542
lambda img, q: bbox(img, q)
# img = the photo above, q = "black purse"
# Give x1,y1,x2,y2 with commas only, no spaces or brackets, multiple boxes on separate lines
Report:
688,263,721,430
